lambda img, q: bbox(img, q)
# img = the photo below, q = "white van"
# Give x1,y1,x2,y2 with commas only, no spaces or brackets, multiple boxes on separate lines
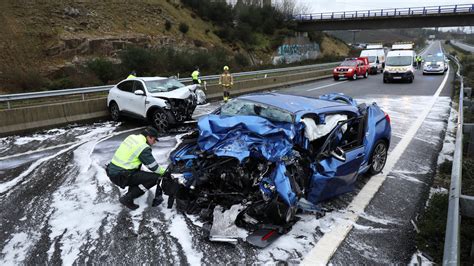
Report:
383,43,416,83
360,47,386,74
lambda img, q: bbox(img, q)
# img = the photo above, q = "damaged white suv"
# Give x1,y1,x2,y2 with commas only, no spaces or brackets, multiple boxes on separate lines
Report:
107,77,204,131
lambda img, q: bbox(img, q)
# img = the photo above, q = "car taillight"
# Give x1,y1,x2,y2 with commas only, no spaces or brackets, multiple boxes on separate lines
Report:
384,112,390,124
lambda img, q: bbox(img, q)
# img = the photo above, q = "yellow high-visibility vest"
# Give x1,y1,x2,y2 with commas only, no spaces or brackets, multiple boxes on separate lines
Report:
111,134,149,170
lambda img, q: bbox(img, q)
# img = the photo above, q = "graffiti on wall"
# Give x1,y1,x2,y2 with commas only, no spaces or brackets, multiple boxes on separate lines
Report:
272,43,321,65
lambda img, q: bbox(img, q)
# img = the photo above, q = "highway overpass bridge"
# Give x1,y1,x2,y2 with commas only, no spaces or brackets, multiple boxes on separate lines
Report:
296,4,474,31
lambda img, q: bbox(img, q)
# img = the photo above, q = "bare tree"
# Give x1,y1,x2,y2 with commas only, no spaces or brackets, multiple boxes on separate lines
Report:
275,0,309,17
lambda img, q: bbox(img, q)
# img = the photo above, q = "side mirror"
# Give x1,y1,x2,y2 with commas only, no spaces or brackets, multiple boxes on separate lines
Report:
134,90,145,96
330,147,346,162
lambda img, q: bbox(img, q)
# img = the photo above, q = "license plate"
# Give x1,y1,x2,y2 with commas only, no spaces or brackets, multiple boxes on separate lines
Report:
393,77,402,79
339,75,345,77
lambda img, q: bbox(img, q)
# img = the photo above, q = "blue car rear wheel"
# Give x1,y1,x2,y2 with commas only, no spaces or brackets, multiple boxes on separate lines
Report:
369,140,388,175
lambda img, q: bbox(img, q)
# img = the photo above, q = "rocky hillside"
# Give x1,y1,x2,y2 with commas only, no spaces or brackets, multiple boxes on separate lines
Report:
0,0,349,93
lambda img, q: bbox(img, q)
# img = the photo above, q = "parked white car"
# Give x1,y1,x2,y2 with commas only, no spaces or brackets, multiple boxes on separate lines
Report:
107,77,205,131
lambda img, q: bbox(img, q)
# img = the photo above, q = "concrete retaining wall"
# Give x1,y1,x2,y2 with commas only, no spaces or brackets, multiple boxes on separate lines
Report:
0,69,332,136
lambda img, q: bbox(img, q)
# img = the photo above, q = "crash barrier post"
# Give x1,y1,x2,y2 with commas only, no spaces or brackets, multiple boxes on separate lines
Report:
443,55,474,265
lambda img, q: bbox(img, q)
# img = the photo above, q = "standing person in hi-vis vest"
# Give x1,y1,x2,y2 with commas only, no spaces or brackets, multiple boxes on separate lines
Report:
191,66,201,85
106,127,167,210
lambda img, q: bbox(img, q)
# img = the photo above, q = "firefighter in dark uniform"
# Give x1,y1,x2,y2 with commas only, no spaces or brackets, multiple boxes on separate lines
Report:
106,127,166,210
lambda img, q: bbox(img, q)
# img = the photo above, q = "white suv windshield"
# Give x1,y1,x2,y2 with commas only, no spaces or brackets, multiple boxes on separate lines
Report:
145,79,185,93
220,99,293,123
386,56,412,66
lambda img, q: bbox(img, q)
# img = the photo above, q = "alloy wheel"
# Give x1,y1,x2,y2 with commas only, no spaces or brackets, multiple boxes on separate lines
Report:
371,142,387,173
152,110,169,132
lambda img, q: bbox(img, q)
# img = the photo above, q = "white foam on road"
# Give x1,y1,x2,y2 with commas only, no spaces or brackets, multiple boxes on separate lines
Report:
46,128,122,264
162,205,203,266
303,63,450,265
437,104,457,164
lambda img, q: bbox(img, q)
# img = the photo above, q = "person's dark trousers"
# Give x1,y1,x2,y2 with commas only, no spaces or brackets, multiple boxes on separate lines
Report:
192,80,199,84
107,167,162,208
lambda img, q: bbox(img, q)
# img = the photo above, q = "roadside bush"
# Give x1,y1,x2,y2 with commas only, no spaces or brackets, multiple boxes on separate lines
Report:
165,20,172,31
120,47,158,76
179,22,189,34
86,58,116,84
234,53,250,67
5,67,48,92
47,77,74,90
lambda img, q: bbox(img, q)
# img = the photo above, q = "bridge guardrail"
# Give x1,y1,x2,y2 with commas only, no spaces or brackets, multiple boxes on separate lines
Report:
443,55,474,265
0,62,339,109
295,4,473,21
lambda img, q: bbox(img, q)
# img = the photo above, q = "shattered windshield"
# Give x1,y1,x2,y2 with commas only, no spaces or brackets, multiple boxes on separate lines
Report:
145,78,185,93
220,99,293,123
386,56,412,66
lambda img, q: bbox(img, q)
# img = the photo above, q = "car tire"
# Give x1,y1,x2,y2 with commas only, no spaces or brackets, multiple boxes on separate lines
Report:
369,140,388,175
409,77,413,83
151,109,171,132
352,73,357,80
364,71,369,78
383,78,388,83
334,76,339,81
109,102,120,121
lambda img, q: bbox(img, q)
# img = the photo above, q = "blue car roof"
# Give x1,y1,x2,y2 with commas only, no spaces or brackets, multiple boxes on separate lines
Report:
238,92,358,115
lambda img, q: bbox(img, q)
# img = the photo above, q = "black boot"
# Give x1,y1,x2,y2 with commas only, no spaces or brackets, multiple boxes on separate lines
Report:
119,186,144,210
152,187,163,207
119,194,139,210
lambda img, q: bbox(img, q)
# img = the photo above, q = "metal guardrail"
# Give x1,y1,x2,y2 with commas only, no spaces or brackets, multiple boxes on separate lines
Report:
295,4,473,21
442,55,474,265
0,62,339,109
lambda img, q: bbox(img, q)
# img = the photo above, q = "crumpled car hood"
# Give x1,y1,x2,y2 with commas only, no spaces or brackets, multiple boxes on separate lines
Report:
197,115,296,162
150,86,194,99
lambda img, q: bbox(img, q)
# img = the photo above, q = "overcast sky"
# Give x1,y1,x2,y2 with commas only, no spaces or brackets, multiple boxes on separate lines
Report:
297,0,474,13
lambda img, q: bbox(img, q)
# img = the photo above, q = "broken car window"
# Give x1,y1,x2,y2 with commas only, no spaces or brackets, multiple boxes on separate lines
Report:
145,78,185,93
220,99,293,123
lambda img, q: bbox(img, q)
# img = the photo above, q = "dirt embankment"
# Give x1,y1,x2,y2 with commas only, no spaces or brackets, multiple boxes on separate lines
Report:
0,1,350,93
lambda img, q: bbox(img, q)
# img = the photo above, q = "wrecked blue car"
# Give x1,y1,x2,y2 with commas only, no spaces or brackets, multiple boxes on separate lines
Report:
163,92,391,246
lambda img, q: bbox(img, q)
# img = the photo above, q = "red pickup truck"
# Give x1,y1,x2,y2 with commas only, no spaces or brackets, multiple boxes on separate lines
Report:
333,57,369,81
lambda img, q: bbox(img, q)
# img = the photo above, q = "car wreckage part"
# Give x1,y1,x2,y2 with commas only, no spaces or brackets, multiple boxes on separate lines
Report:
167,96,197,122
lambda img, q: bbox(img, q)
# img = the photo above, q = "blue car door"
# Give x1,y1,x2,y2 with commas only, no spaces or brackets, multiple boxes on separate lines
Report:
308,116,366,203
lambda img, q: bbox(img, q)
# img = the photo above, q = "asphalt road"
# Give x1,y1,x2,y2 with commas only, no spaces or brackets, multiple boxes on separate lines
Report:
0,41,454,264
451,40,474,53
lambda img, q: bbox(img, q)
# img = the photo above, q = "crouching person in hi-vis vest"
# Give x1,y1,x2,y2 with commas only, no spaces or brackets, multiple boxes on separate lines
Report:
106,127,166,210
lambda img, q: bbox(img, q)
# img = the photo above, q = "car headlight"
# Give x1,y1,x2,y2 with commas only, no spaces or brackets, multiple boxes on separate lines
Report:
348,69,353,72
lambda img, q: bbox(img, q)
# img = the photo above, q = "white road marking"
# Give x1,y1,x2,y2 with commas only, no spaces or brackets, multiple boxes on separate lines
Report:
306,81,349,91
303,54,450,265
